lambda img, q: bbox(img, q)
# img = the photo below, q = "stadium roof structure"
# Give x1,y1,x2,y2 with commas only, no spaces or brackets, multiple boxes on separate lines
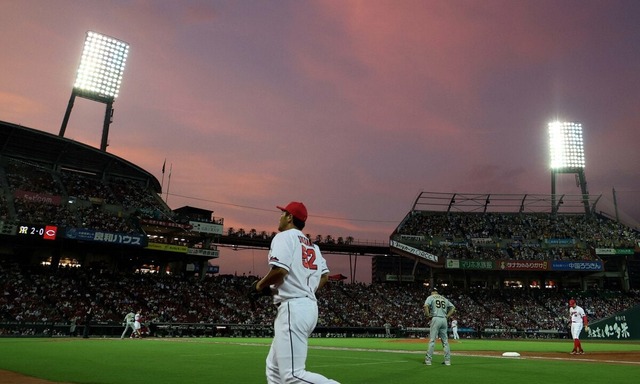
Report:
0,120,161,192
173,206,214,221
411,191,603,214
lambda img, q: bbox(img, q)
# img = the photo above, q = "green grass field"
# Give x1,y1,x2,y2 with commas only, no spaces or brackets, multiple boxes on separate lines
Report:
1,337,638,383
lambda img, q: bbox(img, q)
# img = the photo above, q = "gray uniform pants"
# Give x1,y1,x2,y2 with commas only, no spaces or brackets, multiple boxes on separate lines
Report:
426,316,451,362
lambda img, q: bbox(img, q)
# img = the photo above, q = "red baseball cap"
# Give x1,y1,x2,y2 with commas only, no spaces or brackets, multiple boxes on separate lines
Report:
569,299,576,306
277,201,308,222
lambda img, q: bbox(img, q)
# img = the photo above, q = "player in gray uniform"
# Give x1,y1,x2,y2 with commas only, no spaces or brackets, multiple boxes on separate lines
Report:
424,287,456,366
251,201,340,384
121,311,136,339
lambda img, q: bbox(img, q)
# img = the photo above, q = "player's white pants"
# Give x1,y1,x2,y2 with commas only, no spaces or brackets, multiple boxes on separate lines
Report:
571,322,583,339
266,298,339,384
121,322,135,338
426,317,451,362
452,327,459,340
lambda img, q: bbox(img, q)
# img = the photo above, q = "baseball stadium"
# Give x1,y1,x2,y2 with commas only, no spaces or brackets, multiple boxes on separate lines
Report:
2,27,640,384
1,117,640,383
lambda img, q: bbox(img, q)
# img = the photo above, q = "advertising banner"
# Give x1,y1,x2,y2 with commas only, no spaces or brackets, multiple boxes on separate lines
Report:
587,305,640,340
389,240,438,263
551,260,603,271
595,248,634,255
64,228,147,246
146,242,188,253
460,260,494,270
139,218,192,229
498,260,549,271
447,259,494,270
545,238,575,246
15,190,62,205
189,221,223,235
187,248,219,257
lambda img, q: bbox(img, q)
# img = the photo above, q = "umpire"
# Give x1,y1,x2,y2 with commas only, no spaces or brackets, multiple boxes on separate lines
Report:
423,287,456,366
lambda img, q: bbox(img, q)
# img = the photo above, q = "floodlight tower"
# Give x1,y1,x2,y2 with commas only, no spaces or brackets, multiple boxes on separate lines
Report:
548,121,590,214
59,31,129,151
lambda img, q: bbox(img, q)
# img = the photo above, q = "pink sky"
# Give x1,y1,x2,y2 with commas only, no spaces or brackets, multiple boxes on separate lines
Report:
1,1,639,282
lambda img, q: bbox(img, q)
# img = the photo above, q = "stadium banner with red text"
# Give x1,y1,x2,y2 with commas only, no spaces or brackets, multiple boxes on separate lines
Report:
586,304,640,340
14,190,62,205
64,228,147,246
497,260,549,271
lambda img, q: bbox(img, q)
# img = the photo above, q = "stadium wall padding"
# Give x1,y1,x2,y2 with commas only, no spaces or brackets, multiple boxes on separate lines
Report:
585,304,640,340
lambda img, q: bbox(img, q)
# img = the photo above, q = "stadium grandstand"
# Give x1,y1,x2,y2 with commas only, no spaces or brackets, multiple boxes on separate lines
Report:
0,120,223,275
1,119,640,340
386,191,640,291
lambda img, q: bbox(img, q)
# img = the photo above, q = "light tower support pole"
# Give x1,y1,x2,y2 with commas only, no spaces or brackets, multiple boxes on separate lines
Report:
100,102,114,151
551,170,557,214
577,169,590,215
59,92,77,137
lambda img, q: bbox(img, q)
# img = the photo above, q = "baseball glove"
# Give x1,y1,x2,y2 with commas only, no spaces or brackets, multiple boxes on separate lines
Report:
247,281,272,301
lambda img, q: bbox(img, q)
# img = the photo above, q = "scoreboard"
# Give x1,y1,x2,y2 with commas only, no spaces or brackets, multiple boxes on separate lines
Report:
16,224,58,240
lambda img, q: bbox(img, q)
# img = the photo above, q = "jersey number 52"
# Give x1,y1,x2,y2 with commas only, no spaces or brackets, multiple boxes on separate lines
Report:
302,246,318,270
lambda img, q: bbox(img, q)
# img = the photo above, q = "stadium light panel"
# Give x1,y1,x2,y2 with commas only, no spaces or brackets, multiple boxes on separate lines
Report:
548,121,585,170
73,31,129,102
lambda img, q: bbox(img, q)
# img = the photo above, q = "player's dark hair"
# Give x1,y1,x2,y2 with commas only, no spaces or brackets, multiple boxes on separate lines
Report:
293,217,306,231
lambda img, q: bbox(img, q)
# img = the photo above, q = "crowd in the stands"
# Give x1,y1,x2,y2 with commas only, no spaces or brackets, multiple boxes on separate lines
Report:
0,159,354,245
2,158,638,252
1,260,638,337
394,211,638,261
1,158,159,232
1,158,639,338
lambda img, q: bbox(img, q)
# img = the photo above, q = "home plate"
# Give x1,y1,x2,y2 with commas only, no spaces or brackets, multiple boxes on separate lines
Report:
502,352,521,357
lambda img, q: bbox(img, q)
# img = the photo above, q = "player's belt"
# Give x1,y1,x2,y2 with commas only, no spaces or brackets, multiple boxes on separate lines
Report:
275,296,310,307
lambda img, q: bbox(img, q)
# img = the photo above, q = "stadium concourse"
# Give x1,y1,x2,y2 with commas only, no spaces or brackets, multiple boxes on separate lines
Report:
1,120,640,340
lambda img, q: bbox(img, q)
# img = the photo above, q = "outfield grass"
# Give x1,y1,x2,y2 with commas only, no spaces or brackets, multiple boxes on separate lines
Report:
0,337,638,383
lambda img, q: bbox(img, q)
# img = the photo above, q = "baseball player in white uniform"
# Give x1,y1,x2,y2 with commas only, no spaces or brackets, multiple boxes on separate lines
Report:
252,201,340,384
451,318,459,340
121,311,136,339
133,310,142,338
569,299,589,354
424,287,455,366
